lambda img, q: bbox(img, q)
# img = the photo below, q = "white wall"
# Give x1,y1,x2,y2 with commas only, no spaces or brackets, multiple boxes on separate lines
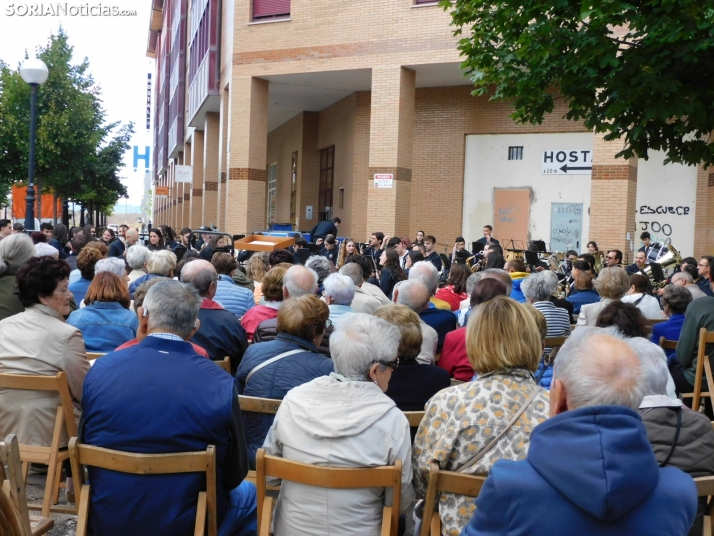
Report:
636,152,697,257
462,133,593,252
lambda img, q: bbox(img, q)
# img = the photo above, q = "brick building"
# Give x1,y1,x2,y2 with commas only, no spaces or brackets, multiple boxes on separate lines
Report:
147,0,713,260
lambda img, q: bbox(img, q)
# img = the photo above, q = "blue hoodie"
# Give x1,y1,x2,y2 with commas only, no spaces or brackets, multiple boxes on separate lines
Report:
461,406,697,536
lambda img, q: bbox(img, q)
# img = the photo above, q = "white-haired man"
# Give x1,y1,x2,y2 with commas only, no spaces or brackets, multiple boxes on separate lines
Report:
394,279,438,365
323,273,355,326
339,262,380,314
79,280,256,536
408,261,457,353
460,326,697,536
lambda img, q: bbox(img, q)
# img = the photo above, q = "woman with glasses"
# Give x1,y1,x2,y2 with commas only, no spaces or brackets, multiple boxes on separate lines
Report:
235,294,333,467
262,313,415,536
413,297,549,536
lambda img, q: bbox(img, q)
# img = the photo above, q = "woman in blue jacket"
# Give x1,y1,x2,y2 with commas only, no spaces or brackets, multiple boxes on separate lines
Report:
235,294,333,467
211,252,254,319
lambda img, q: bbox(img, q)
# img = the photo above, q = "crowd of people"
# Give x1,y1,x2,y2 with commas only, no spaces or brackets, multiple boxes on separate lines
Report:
0,219,713,536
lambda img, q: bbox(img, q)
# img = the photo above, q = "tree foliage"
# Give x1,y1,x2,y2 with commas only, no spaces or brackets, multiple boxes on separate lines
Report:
445,0,714,166
0,27,132,214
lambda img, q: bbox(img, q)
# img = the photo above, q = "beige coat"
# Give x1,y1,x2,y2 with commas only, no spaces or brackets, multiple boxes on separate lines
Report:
576,298,615,326
0,305,89,446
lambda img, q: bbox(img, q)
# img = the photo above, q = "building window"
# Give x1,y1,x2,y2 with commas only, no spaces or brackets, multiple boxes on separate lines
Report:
318,146,334,222
290,151,297,225
267,163,277,225
508,146,524,160
339,187,344,210
253,0,290,20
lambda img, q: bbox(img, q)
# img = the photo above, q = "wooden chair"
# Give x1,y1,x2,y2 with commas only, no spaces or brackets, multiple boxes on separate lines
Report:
68,438,217,536
403,411,425,428
543,336,568,366
695,476,714,536
86,352,106,362
658,337,678,353
0,371,77,516
255,448,402,536
419,461,487,536
0,434,54,536
238,396,282,486
215,356,231,374
681,328,714,412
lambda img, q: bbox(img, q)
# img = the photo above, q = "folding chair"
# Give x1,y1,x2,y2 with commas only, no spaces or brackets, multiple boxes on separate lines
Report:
239,396,282,486
403,411,425,428
419,461,487,536
0,371,77,516
68,438,217,536
682,328,714,412
544,336,568,362
256,448,402,536
215,356,231,374
86,352,106,362
658,337,678,353
0,434,54,536
695,476,714,536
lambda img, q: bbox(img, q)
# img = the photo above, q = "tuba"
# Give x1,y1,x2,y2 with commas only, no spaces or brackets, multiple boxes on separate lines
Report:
642,240,683,289
592,251,606,273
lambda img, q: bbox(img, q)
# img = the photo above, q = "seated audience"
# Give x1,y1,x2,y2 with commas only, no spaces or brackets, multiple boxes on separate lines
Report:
566,261,600,314
236,295,333,465
410,260,450,311
269,248,294,268
69,245,105,303
438,278,508,382
49,222,69,259
622,273,663,319
323,273,355,325
375,303,450,419
67,272,138,352
409,261,458,351
240,266,287,342
146,227,165,251
339,262,381,314
394,279,438,365
212,252,255,319
414,297,549,536
596,301,650,338
35,242,59,258
378,248,407,299
636,337,714,536
306,255,331,294
128,250,177,298
577,266,630,326
66,233,88,275
0,256,89,499
405,250,423,272
94,257,129,282
673,268,707,301
651,285,692,360
262,314,415,535
460,327,697,536
346,254,391,305
434,263,470,311
0,233,35,321
79,280,256,536
126,244,150,284
246,252,269,305
522,271,571,338
505,259,529,302
458,273,482,326
182,260,249,372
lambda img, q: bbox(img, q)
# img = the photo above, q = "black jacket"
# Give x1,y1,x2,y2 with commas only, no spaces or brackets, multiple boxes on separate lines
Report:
309,221,337,242
190,299,248,374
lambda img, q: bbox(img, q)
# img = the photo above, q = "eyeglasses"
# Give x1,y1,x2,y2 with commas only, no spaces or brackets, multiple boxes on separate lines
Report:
699,263,709,268
376,358,399,370
325,319,333,329
606,256,617,260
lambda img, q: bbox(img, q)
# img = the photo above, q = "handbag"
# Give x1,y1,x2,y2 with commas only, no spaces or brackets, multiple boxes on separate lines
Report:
245,349,304,384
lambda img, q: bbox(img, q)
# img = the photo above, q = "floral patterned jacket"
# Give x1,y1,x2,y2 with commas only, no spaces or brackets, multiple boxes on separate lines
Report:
412,368,550,536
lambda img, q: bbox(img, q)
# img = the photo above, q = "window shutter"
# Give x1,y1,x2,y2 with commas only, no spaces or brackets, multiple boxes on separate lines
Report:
253,0,290,18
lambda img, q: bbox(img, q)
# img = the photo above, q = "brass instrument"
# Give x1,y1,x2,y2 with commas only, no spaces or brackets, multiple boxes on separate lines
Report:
592,251,606,273
642,241,683,289
466,253,486,273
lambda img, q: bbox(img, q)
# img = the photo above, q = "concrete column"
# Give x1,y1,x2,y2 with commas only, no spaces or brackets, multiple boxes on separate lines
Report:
190,130,205,228
182,141,192,229
366,67,415,237
217,88,229,232
589,135,638,264
225,76,269,234
203,112,220,227
694,164,714,259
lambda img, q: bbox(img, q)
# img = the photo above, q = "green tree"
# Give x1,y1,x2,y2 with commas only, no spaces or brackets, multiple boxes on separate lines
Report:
445,0,714,166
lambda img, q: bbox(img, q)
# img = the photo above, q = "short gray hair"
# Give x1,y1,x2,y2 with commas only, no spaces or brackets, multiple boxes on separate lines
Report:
323,273,355,305
34,242,59,258
283,265,318,298
181,259,217,297
672,271,693,284
396,279,430,312
339,263,363,287
126,244,150,271
409,261,438,294
481,268,512,296
143,280,202,339
95,258,126,278
521,272,557,302
465,273,482,295
0,233,35,276
662,284,692,315
553,326,644,411
626,337,670,398
330,313,400,380
305,255,331,284
146,250,177,276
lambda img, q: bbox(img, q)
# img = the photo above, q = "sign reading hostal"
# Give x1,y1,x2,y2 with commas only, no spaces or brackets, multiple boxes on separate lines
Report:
373,174,394,188
541,150,592,175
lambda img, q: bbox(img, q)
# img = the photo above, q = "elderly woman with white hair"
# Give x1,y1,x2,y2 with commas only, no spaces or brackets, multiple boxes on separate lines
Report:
577,266,631,326
323,272,355,326
634,336,714,536
0,233,36,321
126,244,150,284
128,249,177,299
262,313,415,536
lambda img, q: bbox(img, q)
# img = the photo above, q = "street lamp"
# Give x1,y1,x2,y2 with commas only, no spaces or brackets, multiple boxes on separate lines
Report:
19,58,48,231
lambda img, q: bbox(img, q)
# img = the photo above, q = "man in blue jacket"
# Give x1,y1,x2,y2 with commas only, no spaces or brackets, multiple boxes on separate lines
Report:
461,326,697,536
80,280,257,536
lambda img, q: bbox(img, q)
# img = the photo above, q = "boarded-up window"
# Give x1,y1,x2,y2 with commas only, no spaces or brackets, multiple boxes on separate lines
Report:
493,188,531,249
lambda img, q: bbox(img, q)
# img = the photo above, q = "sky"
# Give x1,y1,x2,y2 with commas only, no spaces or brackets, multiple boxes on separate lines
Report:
0,0,154,207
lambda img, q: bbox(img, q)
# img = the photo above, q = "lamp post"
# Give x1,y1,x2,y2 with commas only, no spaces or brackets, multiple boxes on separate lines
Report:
19,58,49,231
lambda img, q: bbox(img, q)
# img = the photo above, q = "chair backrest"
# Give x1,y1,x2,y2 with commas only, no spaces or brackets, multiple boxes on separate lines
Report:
658,337,678,351
216,356,231,373
68,438,217,536
238,395,281,414
1,434,32,536
86,352,106,362
0,372,77,438
692,328,714,411
420,461,487,536
646,318,667,326
403,411,425,428
544,335,568,362
255,448,402,536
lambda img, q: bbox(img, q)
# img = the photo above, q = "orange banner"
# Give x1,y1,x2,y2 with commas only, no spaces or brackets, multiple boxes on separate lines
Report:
155,186,169,197
11,185,62,219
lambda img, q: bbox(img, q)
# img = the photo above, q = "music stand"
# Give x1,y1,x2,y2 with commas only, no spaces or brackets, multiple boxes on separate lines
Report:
529,240,547,253
453,250,471,265
307,243,323,255
524,250,540,268
472,242,485,254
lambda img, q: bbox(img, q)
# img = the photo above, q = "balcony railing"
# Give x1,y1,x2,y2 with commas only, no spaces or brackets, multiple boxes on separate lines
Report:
187,49,219,127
